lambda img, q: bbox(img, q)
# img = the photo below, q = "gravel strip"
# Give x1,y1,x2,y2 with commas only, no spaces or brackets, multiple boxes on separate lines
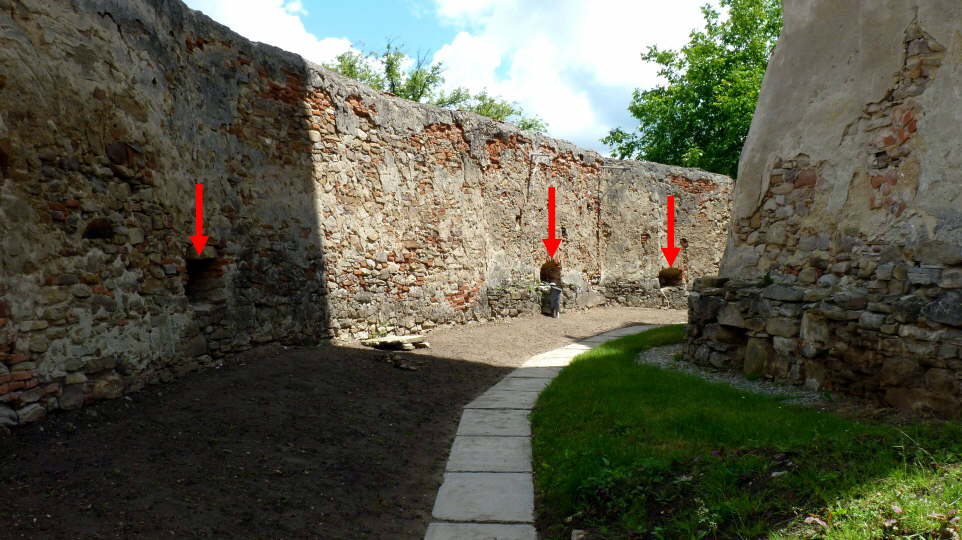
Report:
636,344,826,407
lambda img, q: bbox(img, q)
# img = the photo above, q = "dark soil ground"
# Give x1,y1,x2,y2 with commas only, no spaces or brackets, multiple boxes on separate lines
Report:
0,307,684,540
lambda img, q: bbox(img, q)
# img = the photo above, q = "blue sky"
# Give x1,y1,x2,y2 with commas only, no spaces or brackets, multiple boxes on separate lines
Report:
302,1,457,54
183,0,710,154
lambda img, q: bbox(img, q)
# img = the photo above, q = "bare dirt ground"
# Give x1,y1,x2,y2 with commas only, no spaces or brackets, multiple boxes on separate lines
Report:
415,306,686,368
0,307,685,540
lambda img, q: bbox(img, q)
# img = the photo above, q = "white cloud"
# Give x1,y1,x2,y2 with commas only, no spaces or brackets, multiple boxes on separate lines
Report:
183,0,351,65
431,0,710,152
432,0,500,22
283,1,308,16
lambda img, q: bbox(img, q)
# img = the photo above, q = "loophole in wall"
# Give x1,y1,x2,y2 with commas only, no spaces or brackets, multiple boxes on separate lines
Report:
540,259,562,284
658,267,683,287
0,145,9,177
82,218,115,239
186,258,225,304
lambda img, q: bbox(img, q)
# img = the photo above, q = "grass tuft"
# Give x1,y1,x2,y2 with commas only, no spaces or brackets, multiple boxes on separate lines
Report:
531,324,962,539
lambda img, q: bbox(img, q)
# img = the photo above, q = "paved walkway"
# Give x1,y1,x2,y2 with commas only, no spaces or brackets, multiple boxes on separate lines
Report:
424,324,655,540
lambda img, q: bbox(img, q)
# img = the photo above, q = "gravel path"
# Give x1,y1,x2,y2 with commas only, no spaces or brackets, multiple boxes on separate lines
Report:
635,344,827,406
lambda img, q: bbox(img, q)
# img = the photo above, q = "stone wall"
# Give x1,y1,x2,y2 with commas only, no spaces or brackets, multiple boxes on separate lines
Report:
0,0,731,424
687,0,962,415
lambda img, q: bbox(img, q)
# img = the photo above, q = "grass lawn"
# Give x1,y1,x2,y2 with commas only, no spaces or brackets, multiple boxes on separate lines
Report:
531,325,962,539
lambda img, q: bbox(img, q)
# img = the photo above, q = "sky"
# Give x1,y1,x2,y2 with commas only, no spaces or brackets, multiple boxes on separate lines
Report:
182,0,711,154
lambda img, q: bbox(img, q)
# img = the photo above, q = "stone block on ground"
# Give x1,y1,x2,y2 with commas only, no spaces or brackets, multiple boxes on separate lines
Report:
446,436,531,472
466,390,540,410
431,472,534,523
509,367,561,379
360,334,427,350
491,377,551,392
457,409,531,437
424,523,536,540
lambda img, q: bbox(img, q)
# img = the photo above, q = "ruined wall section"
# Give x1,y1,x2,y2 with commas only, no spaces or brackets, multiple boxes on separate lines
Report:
601,163,731,308
269,43,732,338
687,0,962,415
0,0,731,425
0,0,328,422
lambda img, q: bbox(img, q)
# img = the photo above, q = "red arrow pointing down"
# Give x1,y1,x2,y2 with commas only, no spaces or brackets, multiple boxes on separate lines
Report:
542,186,561,257
190,183,209,255
661,195,680,267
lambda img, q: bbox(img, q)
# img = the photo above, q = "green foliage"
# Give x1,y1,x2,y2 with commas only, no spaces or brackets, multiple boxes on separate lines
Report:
462,91,549,133
531,325,962,538
603,0,783,177
382,44,443,102
325,50,384,90
324,43,547,133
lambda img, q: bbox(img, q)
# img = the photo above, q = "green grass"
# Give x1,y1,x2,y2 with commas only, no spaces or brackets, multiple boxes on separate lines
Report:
531,325,962,539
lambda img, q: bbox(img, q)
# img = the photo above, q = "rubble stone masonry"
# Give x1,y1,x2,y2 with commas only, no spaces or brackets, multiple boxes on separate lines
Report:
687,0,962,415
0,0,731,424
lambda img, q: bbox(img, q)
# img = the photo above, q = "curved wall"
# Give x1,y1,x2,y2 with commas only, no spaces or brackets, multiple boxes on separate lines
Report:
0,0,731,424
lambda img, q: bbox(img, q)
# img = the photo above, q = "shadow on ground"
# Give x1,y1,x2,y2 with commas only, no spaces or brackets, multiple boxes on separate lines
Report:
0,343,511,539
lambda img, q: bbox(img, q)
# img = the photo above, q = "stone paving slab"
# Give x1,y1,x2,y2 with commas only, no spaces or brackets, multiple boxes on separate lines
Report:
491,377,551,392
521,356,578,368
466,390,540,409
431,472,534,523
525,349,580,360
446,436,531,472
457,409,531,437
509,366,561,378
424,523,537,540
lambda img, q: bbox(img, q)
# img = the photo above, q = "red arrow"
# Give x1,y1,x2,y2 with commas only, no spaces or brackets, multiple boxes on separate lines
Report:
190,183,209,255
542,186,561,257
661,195,680,267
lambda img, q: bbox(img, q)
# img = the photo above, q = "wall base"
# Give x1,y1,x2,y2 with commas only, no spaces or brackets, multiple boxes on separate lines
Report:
686,276,962,416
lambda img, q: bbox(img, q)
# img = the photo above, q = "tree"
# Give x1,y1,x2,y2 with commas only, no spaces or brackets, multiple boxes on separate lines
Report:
324,44,547,133
325,50,384,91
464,91,549,133
602,0,782,178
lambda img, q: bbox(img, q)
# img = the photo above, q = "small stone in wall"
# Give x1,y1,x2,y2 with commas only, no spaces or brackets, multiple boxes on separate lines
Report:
922,292,962,327
90,373,123,400
773,336,798,355
717,303,746,328
858,311,886,329
59,385,84,410
744,338,772,377
16,404,45,424
0,405,17,426
798,267,818,284
762,284,804,302
940,269,962,289
766,317,800,338
915,241,962,266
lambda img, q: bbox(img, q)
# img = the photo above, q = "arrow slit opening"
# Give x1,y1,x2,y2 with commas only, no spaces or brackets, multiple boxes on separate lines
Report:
82,218,115,240
186,258,225,304
658,267,683,287
540,259,562,285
